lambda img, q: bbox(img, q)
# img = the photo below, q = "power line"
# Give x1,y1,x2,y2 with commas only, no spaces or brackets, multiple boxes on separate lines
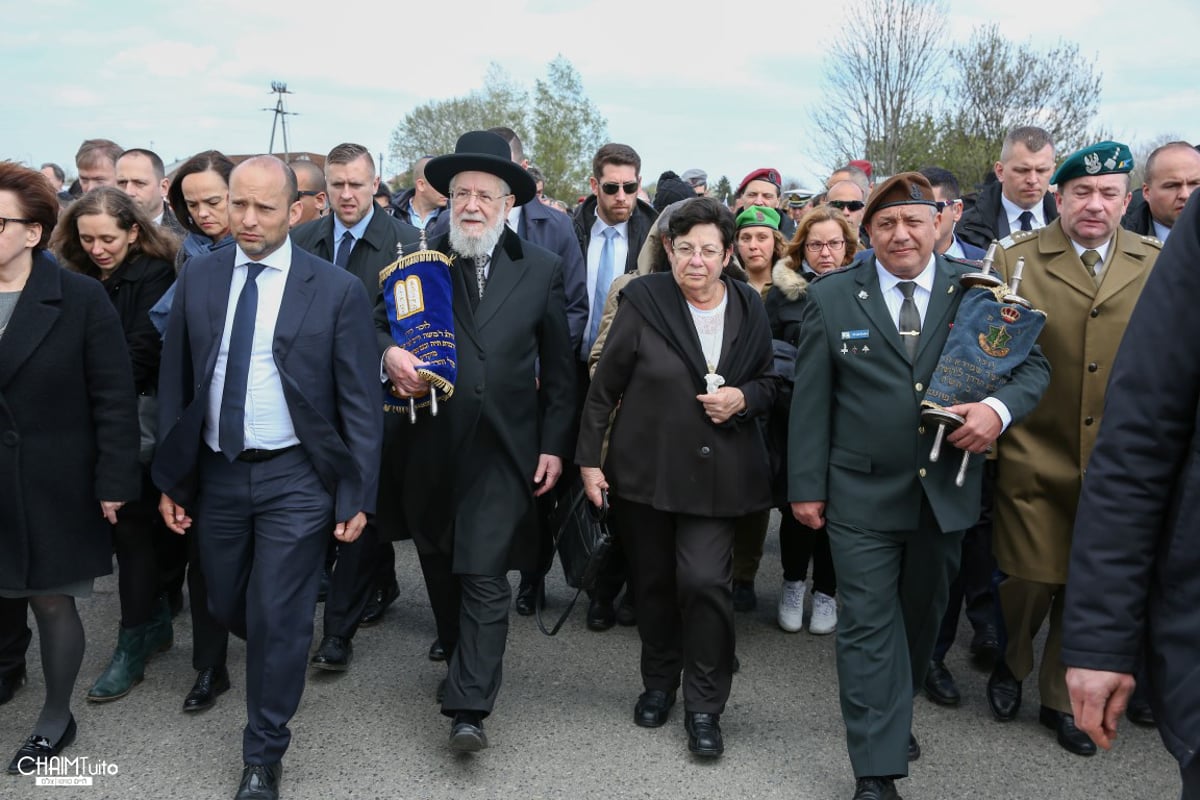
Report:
263,81,298,160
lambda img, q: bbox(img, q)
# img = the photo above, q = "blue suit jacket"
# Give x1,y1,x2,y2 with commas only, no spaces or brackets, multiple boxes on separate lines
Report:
152,242,383,522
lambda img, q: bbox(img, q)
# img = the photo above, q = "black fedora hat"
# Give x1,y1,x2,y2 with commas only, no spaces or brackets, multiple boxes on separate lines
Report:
424,131,538,206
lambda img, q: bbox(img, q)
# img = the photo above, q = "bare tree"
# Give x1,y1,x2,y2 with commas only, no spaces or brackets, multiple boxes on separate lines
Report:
813,0,948,175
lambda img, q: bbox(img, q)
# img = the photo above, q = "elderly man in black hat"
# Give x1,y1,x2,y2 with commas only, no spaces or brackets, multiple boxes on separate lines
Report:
378,131,576,752
788,172,1049,800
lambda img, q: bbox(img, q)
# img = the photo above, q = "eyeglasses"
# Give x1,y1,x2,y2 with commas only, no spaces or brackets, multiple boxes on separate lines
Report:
297,190,321,198
600,181,639,196
827,200,865,212
805,239,846,253
672,243,725,261
935,200,960,212
451,189,511,206
0,216,35,233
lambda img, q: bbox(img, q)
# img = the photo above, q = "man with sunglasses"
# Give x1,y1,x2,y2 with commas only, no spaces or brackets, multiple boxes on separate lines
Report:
571,143,659,630
827,180,869,248
288,159,327,225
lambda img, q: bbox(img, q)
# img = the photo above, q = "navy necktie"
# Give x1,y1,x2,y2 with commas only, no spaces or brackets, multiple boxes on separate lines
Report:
335,230,354,268
1018,210,1034,232
219,264,266,460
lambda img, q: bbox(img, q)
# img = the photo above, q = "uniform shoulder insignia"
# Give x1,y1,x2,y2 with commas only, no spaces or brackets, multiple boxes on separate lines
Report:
1140,234,1163,249
999,231,1036,248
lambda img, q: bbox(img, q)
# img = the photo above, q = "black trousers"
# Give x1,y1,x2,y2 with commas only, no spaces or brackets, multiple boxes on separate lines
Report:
111,471,166,628
616,498,735,714
1182,753,1200,800
0,596,30,676
418,550,510,718
186,529,230,672
778,507,837,595
322,523,394,639
933,462,996,662
195,447,331,765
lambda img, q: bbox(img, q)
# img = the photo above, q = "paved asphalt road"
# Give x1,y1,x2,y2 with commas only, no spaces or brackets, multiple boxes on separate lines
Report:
1,512,1180,799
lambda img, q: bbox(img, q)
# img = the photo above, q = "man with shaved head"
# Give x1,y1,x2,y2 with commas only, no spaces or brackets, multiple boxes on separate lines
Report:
154,154,382,800
288,158,327,224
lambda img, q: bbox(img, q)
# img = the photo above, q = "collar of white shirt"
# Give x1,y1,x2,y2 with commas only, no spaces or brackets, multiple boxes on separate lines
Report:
1000,193,1044,230
334,205,374,243
1069,237,1112,267
875,254,936,299
233,236,293,276
590,217,628,241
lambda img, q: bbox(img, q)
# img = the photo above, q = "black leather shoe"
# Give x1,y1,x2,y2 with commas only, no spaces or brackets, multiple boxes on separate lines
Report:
923,660,961,706
7,716,76,775
732,580,757,612
515,578,542,617
907,731,921,761
634,690,676,728
235,762,282,800
616,592,637,626
359,578,400,627
685,712,723,758
987,661,1022,721
586,598,615,631
1039,706,1096,756
970,624,1001,667
449,712,487,752
310,635,353,671
0,665,26,706
853,776,901,800
1126,698,1156,727
183,666,230,713
428,638,446,662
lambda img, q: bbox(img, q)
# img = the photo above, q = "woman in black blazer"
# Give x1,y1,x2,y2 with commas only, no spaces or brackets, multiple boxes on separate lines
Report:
0,163,139,773
52,188,178,703
576,197,777,760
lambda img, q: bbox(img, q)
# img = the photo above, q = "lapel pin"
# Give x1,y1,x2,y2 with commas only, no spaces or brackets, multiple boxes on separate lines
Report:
947,285,954,294
857,290,869,300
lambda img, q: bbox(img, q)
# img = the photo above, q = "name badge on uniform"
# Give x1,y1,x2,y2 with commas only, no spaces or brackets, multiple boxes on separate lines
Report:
841,329,870,340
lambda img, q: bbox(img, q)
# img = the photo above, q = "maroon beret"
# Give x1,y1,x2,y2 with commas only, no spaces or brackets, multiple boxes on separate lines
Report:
737,167,782,196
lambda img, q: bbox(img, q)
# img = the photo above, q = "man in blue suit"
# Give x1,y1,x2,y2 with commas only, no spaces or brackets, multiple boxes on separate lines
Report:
153,155,382,800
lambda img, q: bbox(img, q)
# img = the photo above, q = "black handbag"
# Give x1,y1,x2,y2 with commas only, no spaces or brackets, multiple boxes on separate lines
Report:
535,479,613,636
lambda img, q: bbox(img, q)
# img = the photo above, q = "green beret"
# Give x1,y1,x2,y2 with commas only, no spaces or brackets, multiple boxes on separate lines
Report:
862,171,937,223
735,205,781,231
1051,140,1134,186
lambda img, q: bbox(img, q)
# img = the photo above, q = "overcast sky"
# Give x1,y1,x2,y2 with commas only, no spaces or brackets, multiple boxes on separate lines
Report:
4,0,1196,192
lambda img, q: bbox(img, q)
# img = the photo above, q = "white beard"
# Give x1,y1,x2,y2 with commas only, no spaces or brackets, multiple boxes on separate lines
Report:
449,213,505,260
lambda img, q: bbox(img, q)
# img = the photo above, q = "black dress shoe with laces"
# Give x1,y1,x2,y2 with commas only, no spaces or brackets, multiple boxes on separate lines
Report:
923,660,961,706
7,716,76,775
515,578,541,616
987,661,1022,721
0,665,26,706
634,690,676,728
1039,706,1097,756
853,776,901,800
685,712,723,758
310,635,353,671
235,762,282,800
428,638,446,662
907,732,921,761
183,666,230,713
586,598,615,631
616,592,637,626
449,711,487,752
358,578,400,627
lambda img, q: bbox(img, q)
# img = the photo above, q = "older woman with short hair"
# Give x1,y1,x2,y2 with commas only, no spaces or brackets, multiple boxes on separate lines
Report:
577,196,777,759
0,162,139,772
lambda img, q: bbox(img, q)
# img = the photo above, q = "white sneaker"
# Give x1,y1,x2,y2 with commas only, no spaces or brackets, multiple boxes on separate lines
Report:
809,591,838,635
777,580,806,632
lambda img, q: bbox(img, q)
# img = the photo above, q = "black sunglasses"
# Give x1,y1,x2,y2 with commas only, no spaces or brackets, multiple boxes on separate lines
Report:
297,190,321,198
828,199,865,212
600,181,638,195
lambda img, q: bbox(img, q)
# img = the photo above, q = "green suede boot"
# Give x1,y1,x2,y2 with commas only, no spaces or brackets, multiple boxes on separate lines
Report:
86,625,147,702
142,594,174,661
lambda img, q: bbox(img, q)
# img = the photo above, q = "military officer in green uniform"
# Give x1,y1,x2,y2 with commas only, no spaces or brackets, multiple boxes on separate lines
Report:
789,173,1050,800
987,141,1162,755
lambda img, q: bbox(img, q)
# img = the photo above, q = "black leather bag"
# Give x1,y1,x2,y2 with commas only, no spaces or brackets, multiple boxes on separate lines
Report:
536,479,612,636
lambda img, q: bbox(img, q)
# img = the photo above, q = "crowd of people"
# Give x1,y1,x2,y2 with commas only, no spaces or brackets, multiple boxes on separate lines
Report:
1,126,1198,800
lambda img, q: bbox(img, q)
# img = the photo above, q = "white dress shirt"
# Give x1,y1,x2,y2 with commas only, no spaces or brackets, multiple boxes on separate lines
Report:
1069,238,1113,278
1000,193,1046,232
204,238,300,453
584,217,629,336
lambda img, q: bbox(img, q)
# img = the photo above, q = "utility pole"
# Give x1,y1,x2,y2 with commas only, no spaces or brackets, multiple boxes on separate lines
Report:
264,81,297,160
